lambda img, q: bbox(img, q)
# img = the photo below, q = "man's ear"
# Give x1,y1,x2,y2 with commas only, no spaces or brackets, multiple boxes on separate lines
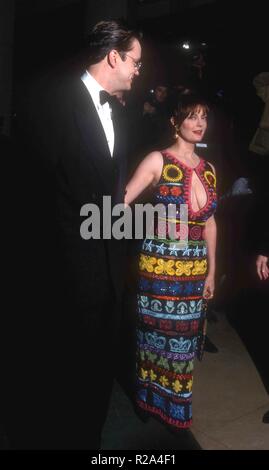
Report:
107,49,118,68
170,116,175,126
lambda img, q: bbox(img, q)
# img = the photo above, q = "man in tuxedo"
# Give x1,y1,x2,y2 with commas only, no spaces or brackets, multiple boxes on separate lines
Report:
6,20,142,449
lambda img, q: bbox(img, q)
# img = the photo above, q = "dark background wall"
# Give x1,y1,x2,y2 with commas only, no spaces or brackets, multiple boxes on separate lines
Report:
1,0,268,137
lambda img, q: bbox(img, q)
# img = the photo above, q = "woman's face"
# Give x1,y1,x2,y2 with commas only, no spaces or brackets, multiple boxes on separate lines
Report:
179,106,207,143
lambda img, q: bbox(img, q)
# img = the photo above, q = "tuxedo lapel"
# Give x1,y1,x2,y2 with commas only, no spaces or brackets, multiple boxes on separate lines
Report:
112,102,126,162
112,104,127,203
73,80,116,195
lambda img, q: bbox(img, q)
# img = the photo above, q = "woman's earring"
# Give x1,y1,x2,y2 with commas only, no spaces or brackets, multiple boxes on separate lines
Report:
171,117,179,139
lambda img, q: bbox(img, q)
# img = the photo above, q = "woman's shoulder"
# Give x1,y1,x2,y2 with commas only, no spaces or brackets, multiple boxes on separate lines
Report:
147,149,164,158
143,150,164,165
140,151,164,185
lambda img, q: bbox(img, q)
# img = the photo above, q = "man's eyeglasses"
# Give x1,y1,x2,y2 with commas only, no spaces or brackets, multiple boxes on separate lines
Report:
122,53,142,70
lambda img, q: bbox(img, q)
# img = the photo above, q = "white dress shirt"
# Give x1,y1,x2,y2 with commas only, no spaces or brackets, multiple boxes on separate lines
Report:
81,70,115,156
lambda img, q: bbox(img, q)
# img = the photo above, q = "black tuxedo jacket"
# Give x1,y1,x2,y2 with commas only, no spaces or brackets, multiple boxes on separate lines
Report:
25,73,128,302
16,71,130,372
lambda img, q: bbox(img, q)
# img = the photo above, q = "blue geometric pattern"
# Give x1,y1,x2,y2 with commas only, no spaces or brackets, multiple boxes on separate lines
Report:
152,392,166,412
138,388,147,402
169,403,185,420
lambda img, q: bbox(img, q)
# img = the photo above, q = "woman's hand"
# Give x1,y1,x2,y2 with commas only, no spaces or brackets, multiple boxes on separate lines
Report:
203,215,217,300
203,274,215,299
256,255,269,280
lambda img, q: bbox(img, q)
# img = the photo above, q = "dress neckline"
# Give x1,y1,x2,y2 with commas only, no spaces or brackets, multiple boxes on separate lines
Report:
162,150,203,171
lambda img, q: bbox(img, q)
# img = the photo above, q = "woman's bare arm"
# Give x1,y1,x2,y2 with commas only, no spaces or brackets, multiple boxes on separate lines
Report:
124,151,163,205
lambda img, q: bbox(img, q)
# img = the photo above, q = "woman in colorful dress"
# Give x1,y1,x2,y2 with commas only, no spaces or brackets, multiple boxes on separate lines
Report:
125,94,217,431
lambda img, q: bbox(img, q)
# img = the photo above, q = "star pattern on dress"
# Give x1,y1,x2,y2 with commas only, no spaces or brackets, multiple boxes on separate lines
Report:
144,240,153,252
193,246,201,257
156,242,165,255
168,244,180,256
182,247,192,257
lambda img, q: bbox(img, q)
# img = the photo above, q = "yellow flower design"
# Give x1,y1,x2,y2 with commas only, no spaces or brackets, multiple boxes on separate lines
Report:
155,259,175,275
159,375,169,387
192,260,207,275
150,369,157,382
175,261,193,276
172,379,183,393
140,368,148,380
186,379,193,391
139,255,157,273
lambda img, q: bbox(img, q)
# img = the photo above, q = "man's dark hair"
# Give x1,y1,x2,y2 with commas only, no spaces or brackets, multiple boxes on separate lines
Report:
86,20,142,65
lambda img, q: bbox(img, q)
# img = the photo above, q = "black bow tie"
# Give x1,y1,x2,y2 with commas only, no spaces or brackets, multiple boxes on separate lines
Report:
99,90,118,107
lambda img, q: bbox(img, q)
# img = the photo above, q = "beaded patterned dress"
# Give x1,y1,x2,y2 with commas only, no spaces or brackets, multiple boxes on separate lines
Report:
136,150,217,430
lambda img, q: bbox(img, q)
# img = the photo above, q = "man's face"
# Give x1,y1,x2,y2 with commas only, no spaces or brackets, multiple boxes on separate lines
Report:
155,86,167,103
115,39,142,91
